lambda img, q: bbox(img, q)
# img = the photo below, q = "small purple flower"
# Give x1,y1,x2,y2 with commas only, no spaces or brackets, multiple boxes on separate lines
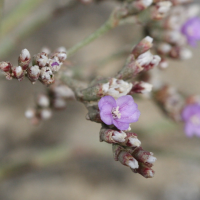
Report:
181,17,200,46
182,104,200,137
98,95,140,130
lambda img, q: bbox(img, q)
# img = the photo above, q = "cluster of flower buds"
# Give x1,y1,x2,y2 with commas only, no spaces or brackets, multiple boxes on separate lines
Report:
148,1,200,67
116,36,161,80
153,85,185,121
112,143,156,178
0,47,67,85
0,49,31,81
99,127,156,178
25,81,75,124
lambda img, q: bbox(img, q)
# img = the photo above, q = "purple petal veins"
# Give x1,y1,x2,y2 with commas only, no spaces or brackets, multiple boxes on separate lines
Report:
181,104,200,137
98,95,140,130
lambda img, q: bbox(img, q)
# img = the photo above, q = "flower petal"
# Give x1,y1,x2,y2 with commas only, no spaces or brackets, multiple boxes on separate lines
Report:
193,125,200,137
118,110,141,123
184,123,195,137
100,111,113,125
98,95,116,110
182,104,200,121
116,95,135,109
113,120,130,131
100,106,114,125
116,95,140,123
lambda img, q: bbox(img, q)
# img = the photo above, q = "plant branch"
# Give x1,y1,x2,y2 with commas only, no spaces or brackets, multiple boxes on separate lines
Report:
67,4,151,58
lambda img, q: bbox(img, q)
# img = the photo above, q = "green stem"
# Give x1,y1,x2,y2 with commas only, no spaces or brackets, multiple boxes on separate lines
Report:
67,19,113,57
67,8,149,58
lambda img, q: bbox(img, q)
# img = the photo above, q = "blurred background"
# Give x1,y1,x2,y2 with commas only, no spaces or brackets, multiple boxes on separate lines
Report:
0,0,200,199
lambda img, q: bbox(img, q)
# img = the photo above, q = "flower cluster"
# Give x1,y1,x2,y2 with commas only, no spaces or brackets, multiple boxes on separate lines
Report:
82,36,160,178
99,127,156,178
0,47,67,85
2,0,200,180
147,3,200,68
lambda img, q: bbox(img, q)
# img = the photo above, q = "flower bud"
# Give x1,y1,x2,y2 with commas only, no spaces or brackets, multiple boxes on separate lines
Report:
102,78,133,99
118,151,139,169
33,52,49,68
136,51,161,71
129,81,153,94
186,4,200,19
27,65,41,83
164,30,186,45
37,94,50,107
127,136,141,147
131,147,156,167
39,108,52,120
39,67,54,85
18,49,31,70
11,66,24,81
25,108,36,119
132,36,153,58
158,58,168,69
54,47,67,62
133,0,153,11
100,128,127,143
152,1,172,20
49,57,62,72
52,98,67,110
132,163,155,178
52,84,75,100
157,42,172,55
0,61,12,72
169,46,192,60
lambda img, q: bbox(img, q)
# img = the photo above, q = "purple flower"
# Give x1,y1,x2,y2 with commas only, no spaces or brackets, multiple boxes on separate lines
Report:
181,17,200,46
182,104,200,137
98,95,140,130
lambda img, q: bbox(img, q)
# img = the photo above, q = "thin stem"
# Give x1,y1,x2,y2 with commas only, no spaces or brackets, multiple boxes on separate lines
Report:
67,11,147,57
67,19,113,57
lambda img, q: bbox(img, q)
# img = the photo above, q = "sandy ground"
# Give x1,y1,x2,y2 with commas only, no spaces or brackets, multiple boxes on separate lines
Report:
0,1,200,200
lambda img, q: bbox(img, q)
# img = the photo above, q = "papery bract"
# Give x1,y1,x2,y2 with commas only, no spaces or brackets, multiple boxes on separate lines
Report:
98,95,140,130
